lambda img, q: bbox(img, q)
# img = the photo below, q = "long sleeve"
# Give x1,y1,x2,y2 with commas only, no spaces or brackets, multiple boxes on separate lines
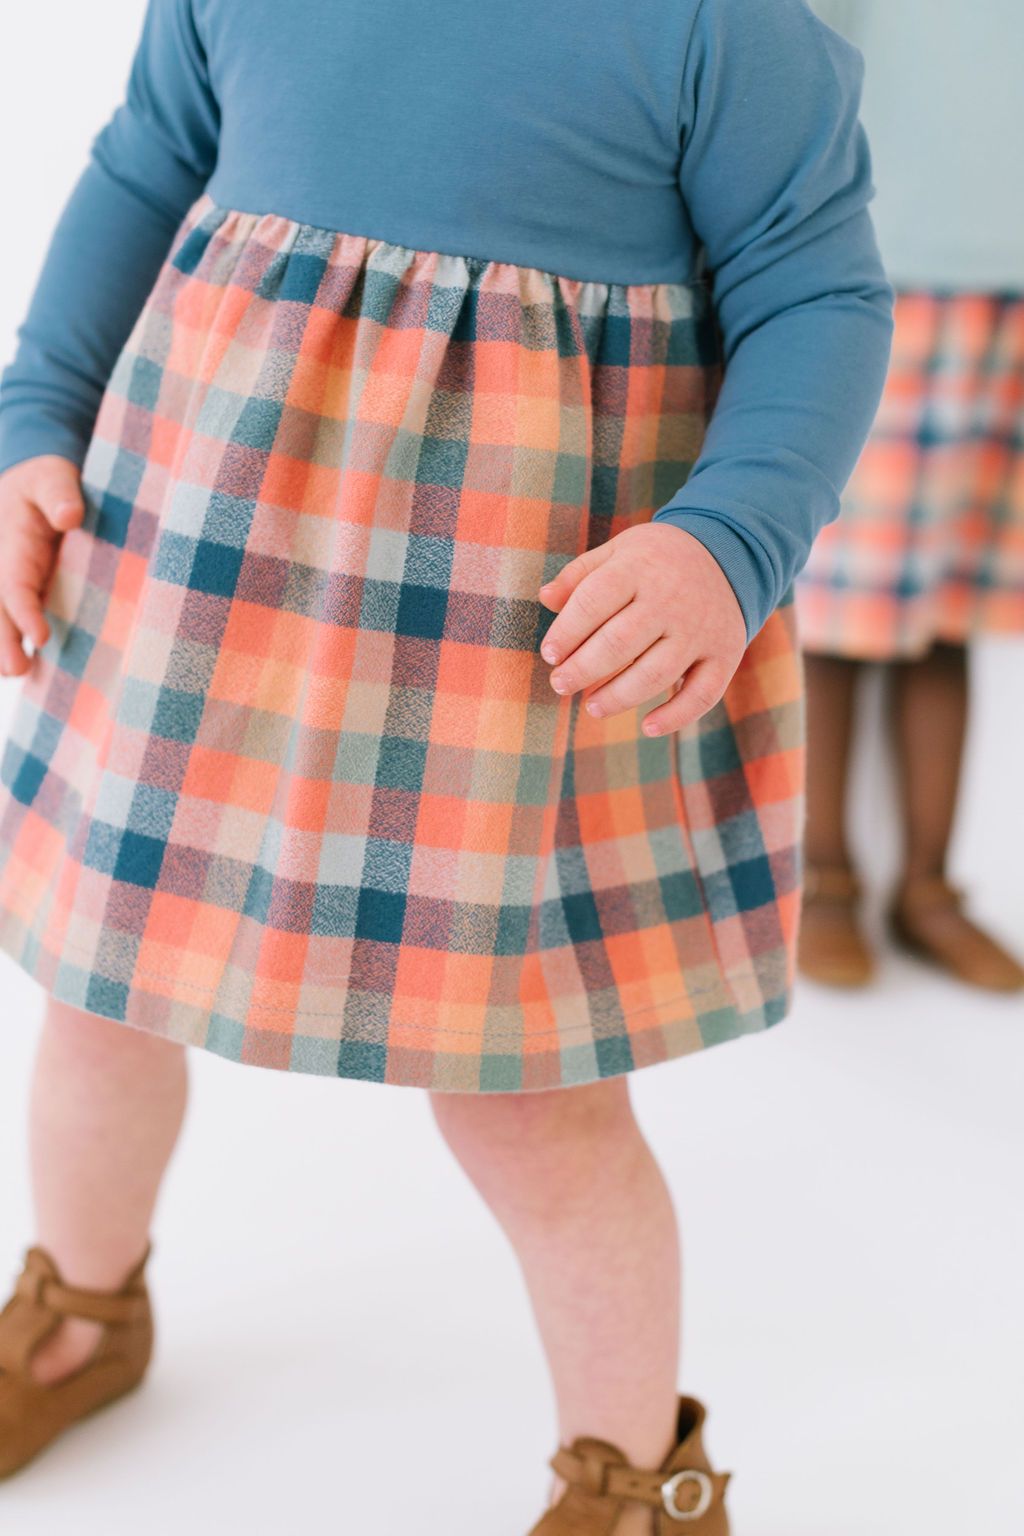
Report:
0,0,219,476
653,0,893,639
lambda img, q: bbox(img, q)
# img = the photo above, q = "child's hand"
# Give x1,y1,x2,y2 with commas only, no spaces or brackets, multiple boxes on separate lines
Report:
538,523,747,736
0,456,85,677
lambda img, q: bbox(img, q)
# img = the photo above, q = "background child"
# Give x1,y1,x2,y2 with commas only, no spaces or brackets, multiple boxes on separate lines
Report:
798,0,1024,991
0,2,890,1529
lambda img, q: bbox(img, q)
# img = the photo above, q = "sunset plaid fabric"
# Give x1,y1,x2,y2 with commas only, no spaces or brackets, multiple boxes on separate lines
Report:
798,292,1024,659
0,200,803,1091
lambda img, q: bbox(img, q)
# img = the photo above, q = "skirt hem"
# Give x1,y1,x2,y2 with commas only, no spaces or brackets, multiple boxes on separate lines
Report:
798,608,1024,661
0,922,790,1093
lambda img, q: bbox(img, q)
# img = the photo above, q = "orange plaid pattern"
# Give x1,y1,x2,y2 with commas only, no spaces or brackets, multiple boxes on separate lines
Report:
799,292,1024,659
0,201,803,1090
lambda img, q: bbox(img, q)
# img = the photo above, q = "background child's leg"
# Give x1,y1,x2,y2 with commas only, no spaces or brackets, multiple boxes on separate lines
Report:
799,653,876,985
803,653,862,873
890,642,967,881
888,642,1023,987
28,998,187,1384
432,1078,679,1536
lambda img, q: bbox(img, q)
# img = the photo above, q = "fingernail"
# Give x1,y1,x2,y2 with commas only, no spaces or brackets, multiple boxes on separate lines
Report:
643,721,661,736
551,674,570,694
586,700,602,718
541,644,558,663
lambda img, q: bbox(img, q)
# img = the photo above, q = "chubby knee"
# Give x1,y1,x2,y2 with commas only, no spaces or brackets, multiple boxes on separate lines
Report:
430,1076,634,1179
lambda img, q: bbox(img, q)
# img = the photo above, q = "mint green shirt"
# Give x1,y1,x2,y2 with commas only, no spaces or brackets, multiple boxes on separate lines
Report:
814,0,1024,292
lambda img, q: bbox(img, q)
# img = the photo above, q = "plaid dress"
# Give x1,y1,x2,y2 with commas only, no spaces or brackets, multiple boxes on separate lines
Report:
798,292,1024,660
0,201,804,1091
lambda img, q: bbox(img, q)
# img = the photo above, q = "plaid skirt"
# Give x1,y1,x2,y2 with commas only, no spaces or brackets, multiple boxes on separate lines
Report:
798,292,1024,660
0,200,803,1091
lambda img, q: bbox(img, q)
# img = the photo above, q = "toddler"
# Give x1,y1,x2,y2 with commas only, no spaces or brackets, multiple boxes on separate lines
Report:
0,2,891,1529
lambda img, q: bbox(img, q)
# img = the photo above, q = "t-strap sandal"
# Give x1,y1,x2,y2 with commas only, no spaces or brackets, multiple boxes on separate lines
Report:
0,1245,153,1478
529,1396,731,1533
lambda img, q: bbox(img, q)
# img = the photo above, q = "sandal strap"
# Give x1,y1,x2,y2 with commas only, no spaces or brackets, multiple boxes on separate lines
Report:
13,1246,150,1327
0,1248,150,1375
894,876,964,914
551,1446,730,1520
15,1271,149,1327
803,864,862,904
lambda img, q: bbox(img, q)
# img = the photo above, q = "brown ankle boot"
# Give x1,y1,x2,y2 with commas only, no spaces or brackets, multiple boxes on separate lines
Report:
0,1246,154,1478
529,1397,730,1534
798,864,875,988
891,877,1024,993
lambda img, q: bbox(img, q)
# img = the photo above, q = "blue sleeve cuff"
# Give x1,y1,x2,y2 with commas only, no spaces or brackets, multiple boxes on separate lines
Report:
0,408,90,478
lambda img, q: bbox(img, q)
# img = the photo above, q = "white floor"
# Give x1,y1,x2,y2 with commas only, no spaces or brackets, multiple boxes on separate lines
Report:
0,645,1022,1536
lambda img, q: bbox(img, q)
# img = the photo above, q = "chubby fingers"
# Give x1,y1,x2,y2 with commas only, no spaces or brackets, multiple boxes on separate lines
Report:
640,657,733,736
537,542,613,618
548,601,662,698
539,562,635,672
2,578,49,653
27,457,85,533
0,607,31,678
581,636,683,718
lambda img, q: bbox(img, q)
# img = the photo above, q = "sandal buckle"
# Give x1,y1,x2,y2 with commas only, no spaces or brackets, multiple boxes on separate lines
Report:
661,1468,714,1522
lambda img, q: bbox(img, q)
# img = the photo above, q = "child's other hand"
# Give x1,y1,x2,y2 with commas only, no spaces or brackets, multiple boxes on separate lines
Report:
538,523,747,736
0,456,84,677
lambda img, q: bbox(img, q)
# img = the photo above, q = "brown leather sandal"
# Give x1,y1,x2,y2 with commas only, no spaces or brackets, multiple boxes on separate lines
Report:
797,863,875,988
529,1397,730,1534
0,1246,154,1478
891,877,1024,993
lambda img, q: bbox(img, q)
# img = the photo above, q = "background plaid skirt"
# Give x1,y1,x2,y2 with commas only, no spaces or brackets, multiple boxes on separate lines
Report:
0,201,803,1091
798,292,1024,660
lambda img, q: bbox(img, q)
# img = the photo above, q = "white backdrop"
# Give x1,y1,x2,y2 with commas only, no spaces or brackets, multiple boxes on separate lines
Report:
1,7,1022,1534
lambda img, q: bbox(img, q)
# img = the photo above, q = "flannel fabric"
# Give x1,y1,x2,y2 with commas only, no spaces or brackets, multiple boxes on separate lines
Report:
799,292,1024,659
0,202,804,1090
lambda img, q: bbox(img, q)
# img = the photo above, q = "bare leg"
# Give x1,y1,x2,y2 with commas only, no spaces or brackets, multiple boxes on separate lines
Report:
803,652,863,872
432,1078,679,1536
889,641,967,882
27,998,188,1383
